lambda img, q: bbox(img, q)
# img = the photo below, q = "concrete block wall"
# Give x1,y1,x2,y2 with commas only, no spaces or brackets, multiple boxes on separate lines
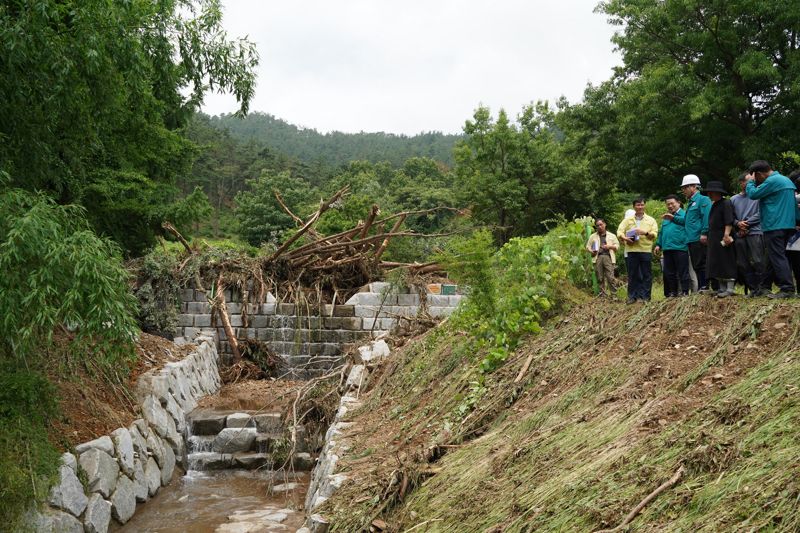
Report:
175,282,463,378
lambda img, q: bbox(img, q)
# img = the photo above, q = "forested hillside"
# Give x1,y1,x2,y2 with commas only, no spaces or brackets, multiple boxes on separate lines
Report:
207,112,460,167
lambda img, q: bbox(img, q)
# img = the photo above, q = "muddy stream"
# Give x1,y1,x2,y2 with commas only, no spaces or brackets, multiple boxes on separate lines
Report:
114,469,308,532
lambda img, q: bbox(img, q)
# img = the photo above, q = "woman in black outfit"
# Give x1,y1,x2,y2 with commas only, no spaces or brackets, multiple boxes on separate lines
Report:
705,181,737,297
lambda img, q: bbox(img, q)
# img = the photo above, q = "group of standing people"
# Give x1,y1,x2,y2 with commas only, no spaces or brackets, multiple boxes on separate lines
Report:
586,160,800,302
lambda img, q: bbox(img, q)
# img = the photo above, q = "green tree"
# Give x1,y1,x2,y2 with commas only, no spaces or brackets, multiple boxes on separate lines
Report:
593,0,800,192
0,176,139,527
235,171,315,246
0,0,258,253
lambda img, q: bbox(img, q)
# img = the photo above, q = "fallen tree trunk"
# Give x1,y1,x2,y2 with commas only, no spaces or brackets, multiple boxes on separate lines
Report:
213,274,241,362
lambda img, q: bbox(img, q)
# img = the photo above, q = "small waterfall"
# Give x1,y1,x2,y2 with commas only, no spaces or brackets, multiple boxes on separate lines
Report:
188,434,215,453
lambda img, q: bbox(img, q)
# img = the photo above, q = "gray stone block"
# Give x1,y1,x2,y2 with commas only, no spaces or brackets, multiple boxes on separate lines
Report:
229,314,243,327
194,314,212,327
428,306,452,317
110,428,135,477
380,318,397,330
190,412,227,435
213,428,257,454
79,448,119,498
187,302,209,314
177,314,194,327
34,509,83,533
187,452,232,470
144,457,160,496
183,327,200,339
254,413,283,434
398,294,420,305
180,288,195,302
226,302,241,314
355,293,382,306
261,303,277,314
84,493,112,533
226,413,255,428
427,295,449,307
250,315,268,328
233,452,271,470
110,474,136,524
278,303,296,314
75,436,114,456
448,295,464,306
48,464,88,517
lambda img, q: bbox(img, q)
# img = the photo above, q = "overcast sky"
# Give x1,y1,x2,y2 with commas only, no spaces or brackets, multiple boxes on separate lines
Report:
201,0,620,135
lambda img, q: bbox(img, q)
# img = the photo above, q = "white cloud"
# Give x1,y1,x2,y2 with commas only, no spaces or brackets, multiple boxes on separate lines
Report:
202,0,620,135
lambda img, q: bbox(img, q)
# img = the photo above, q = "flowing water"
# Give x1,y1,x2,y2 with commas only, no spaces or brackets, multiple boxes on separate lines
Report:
114,469,308,532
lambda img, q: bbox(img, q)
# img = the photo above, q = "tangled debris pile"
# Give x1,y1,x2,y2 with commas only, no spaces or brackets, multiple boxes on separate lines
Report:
132,189,463,366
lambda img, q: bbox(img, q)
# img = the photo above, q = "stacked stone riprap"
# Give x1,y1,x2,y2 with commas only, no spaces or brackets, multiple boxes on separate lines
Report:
185,410,315,472
33,334,221,533
175,282,462,377
299,338,392,533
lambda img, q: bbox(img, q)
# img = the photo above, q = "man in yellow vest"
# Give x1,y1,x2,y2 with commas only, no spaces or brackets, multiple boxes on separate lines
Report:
617,198,658,303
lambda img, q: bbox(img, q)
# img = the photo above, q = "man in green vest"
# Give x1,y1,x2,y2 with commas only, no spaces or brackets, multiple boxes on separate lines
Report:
667,174,711,292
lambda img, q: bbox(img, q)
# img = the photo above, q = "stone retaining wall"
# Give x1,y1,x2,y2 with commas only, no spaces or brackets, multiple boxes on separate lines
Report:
34,334,221,533
299,338,393,533
175,282,462,378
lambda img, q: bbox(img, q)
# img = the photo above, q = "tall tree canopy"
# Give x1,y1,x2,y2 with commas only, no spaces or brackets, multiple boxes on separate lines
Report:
589,0,800,194
0,0,258,254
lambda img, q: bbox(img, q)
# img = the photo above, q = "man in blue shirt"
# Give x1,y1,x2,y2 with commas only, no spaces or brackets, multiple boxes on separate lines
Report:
667,174,711,291
745,160,798,298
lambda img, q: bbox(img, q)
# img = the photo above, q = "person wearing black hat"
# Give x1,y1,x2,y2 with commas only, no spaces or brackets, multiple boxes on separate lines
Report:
705,181,737,297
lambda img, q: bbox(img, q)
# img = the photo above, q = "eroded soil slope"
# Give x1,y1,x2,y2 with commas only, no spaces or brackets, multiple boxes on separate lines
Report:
318,297,799,532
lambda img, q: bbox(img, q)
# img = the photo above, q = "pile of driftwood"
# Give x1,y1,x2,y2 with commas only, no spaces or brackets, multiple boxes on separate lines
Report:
162,186,463,362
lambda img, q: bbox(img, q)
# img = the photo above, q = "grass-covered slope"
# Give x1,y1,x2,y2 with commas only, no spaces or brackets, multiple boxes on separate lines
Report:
320,296,799,532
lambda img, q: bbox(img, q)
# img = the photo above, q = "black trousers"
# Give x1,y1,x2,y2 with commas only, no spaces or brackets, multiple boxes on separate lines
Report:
787,249,800,293
687,241,708,290
734,234,767,291
764,229,795,293
663,250,690,296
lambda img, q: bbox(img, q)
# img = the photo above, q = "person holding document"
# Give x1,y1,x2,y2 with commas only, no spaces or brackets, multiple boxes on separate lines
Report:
617,198,658,303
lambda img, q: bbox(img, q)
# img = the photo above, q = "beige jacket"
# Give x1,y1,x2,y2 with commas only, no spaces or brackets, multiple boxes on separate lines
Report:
585,232,620,264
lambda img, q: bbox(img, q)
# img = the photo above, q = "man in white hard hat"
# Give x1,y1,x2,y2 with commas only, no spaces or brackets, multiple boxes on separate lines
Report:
665,174,712,291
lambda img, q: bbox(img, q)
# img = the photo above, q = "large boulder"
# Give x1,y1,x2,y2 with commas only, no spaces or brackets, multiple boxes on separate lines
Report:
144,457,161,496
160,443,176,486
60,452,77,472
48,464,88,517
84,493,112,533
32,508,83,533
212,428,257,454
79,448,120,498
253,413,283,434
75,435,114,456
189,412,226,435
188,452,233,470
226,412,254,428
141,394,170,438
146,430,166,467
111,427,135,476
128,422,149,457
163,392,186,433
131,458,148,502
110,474,136,524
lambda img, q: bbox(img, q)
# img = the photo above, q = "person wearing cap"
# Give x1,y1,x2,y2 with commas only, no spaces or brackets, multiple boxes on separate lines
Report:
654,195,690,297
585,218,620,297
730,173,767,296
668,174,712,292
745,160,797,298
705,181,737,297
617,197,658,303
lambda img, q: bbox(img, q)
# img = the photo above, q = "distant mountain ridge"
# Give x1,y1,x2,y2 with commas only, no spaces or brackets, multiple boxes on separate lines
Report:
207,112,461,168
